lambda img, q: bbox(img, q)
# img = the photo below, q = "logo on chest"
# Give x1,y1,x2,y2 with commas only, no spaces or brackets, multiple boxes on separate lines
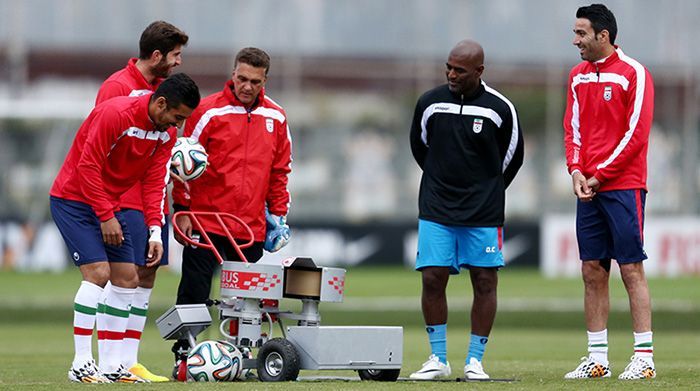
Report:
603,86,613,101
266,118,274,133
472,118,484,133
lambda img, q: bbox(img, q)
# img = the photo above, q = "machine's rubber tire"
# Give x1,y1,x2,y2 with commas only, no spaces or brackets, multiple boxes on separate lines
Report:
358,368,401,381
257,338,300,381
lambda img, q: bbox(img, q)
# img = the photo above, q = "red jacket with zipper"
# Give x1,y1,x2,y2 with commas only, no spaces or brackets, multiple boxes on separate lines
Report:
563,47,654,192
172,80,292,241
51,94,174,227
95,58,168,213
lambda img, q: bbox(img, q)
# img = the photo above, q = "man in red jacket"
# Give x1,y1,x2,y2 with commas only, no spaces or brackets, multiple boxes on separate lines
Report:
170,47,292,372
51,74,199,383
94,20,188,382
562,4,655,380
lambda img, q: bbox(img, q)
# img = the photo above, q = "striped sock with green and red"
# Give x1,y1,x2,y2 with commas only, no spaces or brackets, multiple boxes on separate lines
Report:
72,281,103,368
633,331,653,359
587,329,608,366
96,285,135,374
122,287,151,369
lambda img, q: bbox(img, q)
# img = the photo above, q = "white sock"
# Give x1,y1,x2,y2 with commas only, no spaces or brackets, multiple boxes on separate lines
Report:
72,281,103,368
633,331,653,359
122,286,152,368
587,329,608,366
96,284,135,373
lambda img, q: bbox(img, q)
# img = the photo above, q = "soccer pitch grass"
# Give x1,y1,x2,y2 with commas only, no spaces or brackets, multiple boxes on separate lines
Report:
1,267,699,390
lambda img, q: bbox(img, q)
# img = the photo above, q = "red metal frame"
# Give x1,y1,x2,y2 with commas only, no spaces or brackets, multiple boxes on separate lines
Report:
172,211,254,264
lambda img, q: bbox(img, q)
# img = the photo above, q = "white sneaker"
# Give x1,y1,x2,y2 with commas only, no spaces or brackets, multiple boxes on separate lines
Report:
409,354,451,380
68,359,111,383
564,356,611,379
464,357,490,379
103,365,148,383
618,356,655,380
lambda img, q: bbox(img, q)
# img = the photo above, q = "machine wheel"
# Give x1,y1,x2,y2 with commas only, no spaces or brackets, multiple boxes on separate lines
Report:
256,338,300,381
358,368,401,381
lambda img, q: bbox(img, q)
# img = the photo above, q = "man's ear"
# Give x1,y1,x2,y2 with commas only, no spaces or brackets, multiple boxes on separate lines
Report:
150,50,163,64
155,96,168,110
598,29,610,44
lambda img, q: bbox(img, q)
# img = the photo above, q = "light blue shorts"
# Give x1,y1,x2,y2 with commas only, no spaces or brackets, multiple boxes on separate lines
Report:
415,219,504,274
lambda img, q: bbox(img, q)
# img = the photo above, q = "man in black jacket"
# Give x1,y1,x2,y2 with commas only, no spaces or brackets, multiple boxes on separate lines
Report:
408,39,524,380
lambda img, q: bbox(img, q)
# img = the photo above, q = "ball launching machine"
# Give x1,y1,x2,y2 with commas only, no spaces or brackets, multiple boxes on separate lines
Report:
156,211,403,381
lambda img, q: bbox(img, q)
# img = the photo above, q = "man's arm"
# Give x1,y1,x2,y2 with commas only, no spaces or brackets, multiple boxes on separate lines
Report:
77,108,123,222
563,70,584,176
498,104,524,188
409,99,428,169
592,68,654,183
266,120,292,217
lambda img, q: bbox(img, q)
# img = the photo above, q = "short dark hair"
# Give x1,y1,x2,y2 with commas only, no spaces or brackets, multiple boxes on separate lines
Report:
576,4,617,44
139,21,189,59
154,73,200,109
235,47,271,75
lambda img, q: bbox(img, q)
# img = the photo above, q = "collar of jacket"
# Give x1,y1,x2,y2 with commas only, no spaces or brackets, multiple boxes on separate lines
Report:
223,79,265,110
590,45,621,70
448,82,485,101
127,57,162,90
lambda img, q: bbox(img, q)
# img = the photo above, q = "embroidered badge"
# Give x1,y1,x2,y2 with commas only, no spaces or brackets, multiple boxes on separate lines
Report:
604,86,612,101
473,118,483,133
266,118,274,133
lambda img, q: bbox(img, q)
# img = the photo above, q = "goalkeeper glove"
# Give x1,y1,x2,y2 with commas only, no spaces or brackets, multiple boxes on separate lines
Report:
264,209,290,252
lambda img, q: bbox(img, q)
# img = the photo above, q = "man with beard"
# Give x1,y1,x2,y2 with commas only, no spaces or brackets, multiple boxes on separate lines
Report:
92,20,188,382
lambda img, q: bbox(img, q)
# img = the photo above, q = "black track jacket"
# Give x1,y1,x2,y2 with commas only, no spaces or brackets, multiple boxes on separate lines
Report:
410,81,524,227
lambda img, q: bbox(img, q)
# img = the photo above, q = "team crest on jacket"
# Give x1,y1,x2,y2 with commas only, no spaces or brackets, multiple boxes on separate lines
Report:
473,118,483,133
604,86,612,101
266,118,274,133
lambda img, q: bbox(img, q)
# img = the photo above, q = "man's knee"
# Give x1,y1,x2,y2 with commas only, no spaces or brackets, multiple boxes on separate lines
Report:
421,267,449,294
110,263,139,288
79,262,110,287
582,261,609,286
471,268,497,297
620,262,646,286
137,265,158,288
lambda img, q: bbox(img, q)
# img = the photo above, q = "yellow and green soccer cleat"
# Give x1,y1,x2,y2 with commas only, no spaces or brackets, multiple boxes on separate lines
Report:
129,363,170,382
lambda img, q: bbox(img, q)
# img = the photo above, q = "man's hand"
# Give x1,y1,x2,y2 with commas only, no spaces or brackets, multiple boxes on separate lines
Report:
146,241,163,266
100,217,124,246
174,214,193,246
572,171,595,202
264,210,290,253
146,226,163,266
586,176,601,193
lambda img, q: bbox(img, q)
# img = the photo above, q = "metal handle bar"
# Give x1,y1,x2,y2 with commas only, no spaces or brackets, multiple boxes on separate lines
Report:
172,211,254,264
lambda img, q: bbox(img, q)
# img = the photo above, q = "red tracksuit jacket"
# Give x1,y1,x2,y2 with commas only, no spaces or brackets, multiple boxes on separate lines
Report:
172,80,292,241
95,58,167,213
50,94,174,227
563,47,654,192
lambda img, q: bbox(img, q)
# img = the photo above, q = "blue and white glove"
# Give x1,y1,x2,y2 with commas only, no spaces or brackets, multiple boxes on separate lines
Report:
264,209,290,252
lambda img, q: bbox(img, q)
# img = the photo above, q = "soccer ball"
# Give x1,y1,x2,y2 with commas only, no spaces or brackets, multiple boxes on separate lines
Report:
218,340,245,380
187,340,234,382
171,137,208,181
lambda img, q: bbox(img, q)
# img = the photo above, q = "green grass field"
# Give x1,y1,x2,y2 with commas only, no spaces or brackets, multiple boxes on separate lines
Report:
1,267,699,390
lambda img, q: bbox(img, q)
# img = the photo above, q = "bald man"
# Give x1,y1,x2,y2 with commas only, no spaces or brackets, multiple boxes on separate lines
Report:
408,39,524,380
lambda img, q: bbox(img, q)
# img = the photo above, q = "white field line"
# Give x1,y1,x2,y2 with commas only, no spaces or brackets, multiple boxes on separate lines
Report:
3,296,698,313
329,297,699,313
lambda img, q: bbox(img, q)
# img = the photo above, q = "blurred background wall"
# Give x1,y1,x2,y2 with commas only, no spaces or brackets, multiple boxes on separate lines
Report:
0,0,698,274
